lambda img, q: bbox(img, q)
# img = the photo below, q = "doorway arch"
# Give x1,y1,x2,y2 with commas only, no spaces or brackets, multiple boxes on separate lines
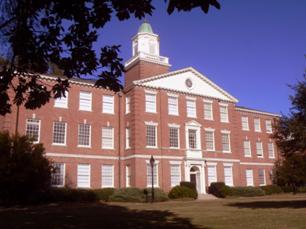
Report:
190,166,201,193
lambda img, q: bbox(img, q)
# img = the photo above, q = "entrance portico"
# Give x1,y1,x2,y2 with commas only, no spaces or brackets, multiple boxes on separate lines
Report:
184,160,206,194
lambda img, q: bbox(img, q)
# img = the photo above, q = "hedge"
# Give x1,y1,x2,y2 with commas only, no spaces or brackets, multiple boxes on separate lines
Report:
168,185,197,199
109,188,145,202
144,188,169,202
260,185,283,195
208,182,231,198
93,188,115,201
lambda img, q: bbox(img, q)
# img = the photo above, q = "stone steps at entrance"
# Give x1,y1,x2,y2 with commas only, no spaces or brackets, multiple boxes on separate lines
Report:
197,194,219,200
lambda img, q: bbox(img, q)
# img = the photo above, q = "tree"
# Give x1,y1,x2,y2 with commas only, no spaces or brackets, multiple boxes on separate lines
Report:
0,0,220,116
0,131,52,204
273,75,306,190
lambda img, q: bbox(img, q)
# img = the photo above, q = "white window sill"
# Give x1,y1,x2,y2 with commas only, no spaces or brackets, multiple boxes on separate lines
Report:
168,113,179,116
204,118,214,121
257,155,264,158
145,111,157,114
242,129,249,131
220,120,229,123
79,109,92,112
255,130,261,133
187,116,197,118
77,145,91,148
244,155,252,158
266,131,272,134
146,185,159,188
52,143,67,146
146,146,158,149
51,184,65,188
102,147,114,150
222,151,232,153
268,157,275,159
54,106,68,109
102,112,114,115
169,147,180,150
101,185,114,188
206,149,215,152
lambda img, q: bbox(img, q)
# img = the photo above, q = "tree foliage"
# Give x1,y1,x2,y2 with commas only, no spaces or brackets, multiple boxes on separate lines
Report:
0,131,52,204
273,74,306,189
0,0,220,116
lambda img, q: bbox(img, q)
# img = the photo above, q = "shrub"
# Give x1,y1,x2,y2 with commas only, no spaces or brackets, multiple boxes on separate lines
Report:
297,186,306,193
260,185,283,195
228,187,265,197
93,188,115,201
168,186,197,199
180,181,196,191
0,132,52,205
109,188,145,202
144,188,169,202
47,188,98,202
208,182,231,198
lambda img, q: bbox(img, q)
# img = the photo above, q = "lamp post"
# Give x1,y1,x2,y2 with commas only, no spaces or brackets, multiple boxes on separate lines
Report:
149,155,155,203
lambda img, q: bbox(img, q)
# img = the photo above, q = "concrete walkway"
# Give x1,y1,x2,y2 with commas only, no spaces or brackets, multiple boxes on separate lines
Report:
197,194,219,200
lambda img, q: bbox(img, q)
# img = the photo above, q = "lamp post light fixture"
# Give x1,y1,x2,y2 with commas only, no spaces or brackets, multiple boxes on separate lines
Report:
149,155,155,203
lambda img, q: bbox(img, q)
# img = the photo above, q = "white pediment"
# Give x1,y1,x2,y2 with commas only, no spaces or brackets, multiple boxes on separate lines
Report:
133,67,238,103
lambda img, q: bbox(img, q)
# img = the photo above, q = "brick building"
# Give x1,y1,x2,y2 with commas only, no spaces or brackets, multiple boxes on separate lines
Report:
1,22,280,194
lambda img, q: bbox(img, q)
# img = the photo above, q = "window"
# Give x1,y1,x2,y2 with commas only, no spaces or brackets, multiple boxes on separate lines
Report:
125,128,131,149
52,121,66,145
204,101,213,120
145,93,156,113
254,118,261,132
54,91,68,108
169,127,179,148
245,169,254,186
265,120,272,133
256,141,263,157
220,105,229,122
102,127,114,149
168,96,178,115
125,97,130,114
146,163,158,187
26,118,40,143
221,132,231,152
126,165,131,187
243,140,251,157
224,166,233,186
101,165,114,187
186,99,196,118
170,164,181,187
78,123,91,147
205,130,215,151
188,129,197,149
77,164,90,188
79,91,92,111
258,169,266,186
102,95,114,114
51,163,65,187
268,142,275,158
207,165,217,186
241,116,249,131
146,125,157,147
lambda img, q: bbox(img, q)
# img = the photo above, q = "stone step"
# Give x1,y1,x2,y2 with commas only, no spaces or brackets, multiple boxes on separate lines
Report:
197,194,219,200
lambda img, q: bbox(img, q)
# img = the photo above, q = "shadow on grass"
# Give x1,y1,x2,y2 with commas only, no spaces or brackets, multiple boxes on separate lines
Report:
0,202,208,229
228,200,306,209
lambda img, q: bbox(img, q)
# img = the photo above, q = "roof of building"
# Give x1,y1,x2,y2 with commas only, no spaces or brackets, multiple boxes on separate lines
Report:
138,21,154,33
236,105,281,117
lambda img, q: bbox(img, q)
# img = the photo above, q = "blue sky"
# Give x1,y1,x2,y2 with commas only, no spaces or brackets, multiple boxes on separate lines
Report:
97,0,306,115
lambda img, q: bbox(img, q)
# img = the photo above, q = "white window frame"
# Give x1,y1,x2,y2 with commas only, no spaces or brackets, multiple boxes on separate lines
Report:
51,163,65,187
25,118,41,143
126,165,131,187
54,91,68,109
125,127,131,149
223,164,234,186
169,125,180,149
221,130,231,153
258,169,266,186
219,103,229,123
265,120,272,133
146,161,159,187
168,95,179,116
101,164,114,188
245,169,254,186
101,127,114,149
79,91,92,111
170,162,181,187
207,163,217,186
254,118,261,132
205,128,215,151
52,121,67,146
241,116,249,131
145,92,157,113
256,141,264,158
125,97,130,114
77,123,91,148
203,99,213,120
145,122,158,148
77,164,91,188
102,95,114,114
186,98,197,118
268,142,275,159
243,140,252,157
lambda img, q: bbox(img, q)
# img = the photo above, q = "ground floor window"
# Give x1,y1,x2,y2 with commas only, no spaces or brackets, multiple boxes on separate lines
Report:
126,165,131,187
224,166,233,186
170,164,181,187
101,165,114,187
245,169,254,186
146,163,158,187
258,169,266,186
51,163,65,187
77,164,90,188
207,165,217,186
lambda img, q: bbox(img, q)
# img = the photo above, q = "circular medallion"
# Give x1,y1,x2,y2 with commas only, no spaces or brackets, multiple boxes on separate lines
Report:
185,78,193,89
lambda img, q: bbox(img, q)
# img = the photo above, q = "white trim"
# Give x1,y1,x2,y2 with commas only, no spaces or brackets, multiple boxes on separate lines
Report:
221,129,231,134
186,96,196,100
203,99,213,103
46,152,118,160
204,127,215,131
205,158,240,163
52,121,67,146
206,162,217,166
144,89,157,94
167,92,178,97
219,102,228,106
223,163,233,167
240,162,274,166
168,123,180,128
101,126,114,149
236,107,281,117
144,121,158,126
169,161,182,165
77,164,91,188
101,164,114,188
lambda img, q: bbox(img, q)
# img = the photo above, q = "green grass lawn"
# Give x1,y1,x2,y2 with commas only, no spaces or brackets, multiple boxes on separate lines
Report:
1,194,306,229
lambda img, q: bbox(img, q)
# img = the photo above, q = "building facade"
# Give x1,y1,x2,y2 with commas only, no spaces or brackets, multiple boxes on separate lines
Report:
0,22,280,193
